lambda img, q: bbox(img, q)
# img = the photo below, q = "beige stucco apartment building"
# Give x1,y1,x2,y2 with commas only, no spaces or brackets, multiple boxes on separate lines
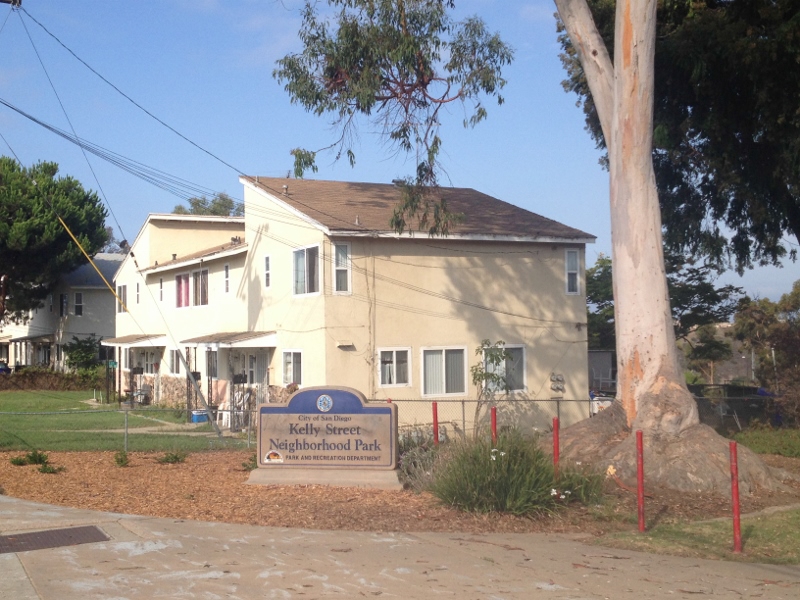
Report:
104,178,594,430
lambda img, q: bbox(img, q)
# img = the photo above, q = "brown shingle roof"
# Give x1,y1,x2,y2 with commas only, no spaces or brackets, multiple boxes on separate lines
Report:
246,178,594,241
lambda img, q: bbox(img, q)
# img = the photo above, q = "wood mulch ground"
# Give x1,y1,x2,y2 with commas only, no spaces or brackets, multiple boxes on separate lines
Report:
1,450,799,535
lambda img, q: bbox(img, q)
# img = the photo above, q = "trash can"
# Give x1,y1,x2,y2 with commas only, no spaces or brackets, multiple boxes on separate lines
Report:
191,410,208,423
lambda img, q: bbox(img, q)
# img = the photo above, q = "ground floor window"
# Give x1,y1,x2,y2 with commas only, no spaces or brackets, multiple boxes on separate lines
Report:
485,346,525,392
379,348,410,386
169,350,181,374
283,351,302,386
422,348,466,396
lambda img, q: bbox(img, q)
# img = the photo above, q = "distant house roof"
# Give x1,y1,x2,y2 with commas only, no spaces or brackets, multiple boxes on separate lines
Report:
243,177,595,243
62,253,125,288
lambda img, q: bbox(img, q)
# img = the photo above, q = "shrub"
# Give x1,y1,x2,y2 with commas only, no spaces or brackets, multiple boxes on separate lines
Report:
157,451,188,464
10,455,29,466
241,453,258,471
114,450,130,467
398,435,439,491
38,464,65,474
428,430,603,515
25,450,49,465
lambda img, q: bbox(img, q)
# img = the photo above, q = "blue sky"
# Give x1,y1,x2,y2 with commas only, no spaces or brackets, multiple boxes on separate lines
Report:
1,0,797,300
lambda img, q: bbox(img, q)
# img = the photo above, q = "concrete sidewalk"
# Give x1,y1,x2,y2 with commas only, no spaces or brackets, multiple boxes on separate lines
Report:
1,495,799,599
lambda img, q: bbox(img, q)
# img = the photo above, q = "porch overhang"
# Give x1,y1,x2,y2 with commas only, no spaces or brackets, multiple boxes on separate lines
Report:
10,334,55,344
180,331,277,350
101,334,169,347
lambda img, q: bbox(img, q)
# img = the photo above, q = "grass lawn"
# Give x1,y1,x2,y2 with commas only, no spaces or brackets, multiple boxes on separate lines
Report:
596,508,800,565
0,390,245,452
733,428,800,458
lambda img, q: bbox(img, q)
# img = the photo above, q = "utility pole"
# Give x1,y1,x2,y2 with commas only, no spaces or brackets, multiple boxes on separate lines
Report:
0,1,22,7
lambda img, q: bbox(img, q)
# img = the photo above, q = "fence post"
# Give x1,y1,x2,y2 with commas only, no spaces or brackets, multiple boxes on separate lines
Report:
491,406,497,445
552,416,559,476
432,401,439,446
730,441,742,553
637,430,645,532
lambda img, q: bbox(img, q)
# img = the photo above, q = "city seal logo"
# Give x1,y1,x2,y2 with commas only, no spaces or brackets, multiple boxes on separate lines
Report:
316,394,333,412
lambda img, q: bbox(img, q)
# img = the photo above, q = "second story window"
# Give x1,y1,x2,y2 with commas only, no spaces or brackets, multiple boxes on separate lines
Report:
59,294,68,316
293,246,319,295
176,274,189,308
334,243,351,294
74,292,83,316
159,278,164,301
193,269,208,306
566,249,579,294
116,285,127,313
264,257,271,288
136,283,140,304
224,264,230,293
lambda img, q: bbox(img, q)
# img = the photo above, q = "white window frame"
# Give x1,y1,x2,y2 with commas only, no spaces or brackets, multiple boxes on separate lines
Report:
224,264,230,293
282,350,302,385
74,292,83,316
565,249,580,295
378,347,411,388
116,285,127,313
333,242,351,295
136,282,140,304
192,268,209,306
484,345,526,393
59,293,68,316
264,256,271,288
420,346,468,397
169,349,181,375
159,278,164,301
292,245,320,296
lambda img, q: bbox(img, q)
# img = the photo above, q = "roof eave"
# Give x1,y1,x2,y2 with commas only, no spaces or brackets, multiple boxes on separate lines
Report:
141,245,248,276
328,230,597,244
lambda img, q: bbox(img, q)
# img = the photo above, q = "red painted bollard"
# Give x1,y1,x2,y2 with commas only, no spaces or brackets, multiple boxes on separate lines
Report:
432,401,439,446
491,406,497,445
637,430,645,532
553,416,560,476
730,441,742,553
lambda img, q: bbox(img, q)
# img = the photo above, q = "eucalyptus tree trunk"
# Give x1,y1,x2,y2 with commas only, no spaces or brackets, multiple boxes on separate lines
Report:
553,0,782,493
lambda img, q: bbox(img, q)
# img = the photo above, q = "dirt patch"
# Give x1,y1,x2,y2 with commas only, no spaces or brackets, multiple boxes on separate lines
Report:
1,450,799,534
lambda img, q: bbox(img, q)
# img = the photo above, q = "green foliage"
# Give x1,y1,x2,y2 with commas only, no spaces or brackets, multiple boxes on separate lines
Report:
732,281,800,424
114,450,129,467
173,192,243,217
586,254,615,350
25,449,49,465
397,434,439,491
0,157,108,319
428,431,603,515
63,334,101,371
157,451,188,464
241,453,258,471
684,325,733,385
275,0,512,234
558,0,800,272
585,253,742,350
10,455,28,466
38,463,65,474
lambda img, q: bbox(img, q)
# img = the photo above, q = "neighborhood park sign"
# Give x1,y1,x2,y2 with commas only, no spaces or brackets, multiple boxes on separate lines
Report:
257,387,398,469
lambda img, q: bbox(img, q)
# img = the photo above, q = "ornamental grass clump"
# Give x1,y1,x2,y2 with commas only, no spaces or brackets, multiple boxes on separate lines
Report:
428,430,602,515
